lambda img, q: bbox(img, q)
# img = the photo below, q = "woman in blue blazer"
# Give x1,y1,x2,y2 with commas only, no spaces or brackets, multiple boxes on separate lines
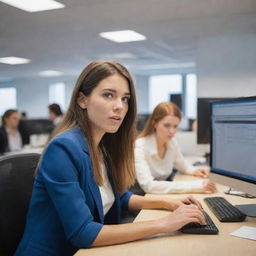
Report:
15,61,205,256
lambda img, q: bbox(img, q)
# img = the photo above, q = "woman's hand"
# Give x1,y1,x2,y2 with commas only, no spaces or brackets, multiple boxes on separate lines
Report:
202,180,217,193
164,195,203,211
194,168,210,178
159,204,206,234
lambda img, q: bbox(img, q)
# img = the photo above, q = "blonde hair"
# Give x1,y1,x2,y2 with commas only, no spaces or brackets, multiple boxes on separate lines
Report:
139,102,181,138
44,60,137,193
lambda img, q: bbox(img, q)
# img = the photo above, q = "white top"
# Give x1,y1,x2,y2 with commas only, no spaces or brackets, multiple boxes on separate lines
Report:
7,128,22,152
135,134,204,193
98,163,115,216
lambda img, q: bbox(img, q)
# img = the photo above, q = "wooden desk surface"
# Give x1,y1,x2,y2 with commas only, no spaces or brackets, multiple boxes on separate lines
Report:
75,175,256,256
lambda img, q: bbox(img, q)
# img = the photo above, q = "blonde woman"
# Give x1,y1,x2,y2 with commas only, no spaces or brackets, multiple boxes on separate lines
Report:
135,102,216,194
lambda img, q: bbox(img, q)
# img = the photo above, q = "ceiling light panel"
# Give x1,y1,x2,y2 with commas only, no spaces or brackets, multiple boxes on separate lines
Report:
39,70,63,77
99,30,146,43
0,56,31,65
0,0,65,12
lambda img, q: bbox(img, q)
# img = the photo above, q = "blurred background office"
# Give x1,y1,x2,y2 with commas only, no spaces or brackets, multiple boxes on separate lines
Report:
0,0,256,156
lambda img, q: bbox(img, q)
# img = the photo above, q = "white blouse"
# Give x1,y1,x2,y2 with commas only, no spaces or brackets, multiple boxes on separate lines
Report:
135,134,204,194
7,128,22,152
98,163,115,216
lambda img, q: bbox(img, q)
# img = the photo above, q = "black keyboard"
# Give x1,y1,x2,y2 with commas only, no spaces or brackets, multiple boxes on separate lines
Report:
181,211,218,234
204,197,246,222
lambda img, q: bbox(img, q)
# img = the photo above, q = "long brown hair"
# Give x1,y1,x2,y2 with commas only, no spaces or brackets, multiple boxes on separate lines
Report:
139,102,181,138
50,60,137,193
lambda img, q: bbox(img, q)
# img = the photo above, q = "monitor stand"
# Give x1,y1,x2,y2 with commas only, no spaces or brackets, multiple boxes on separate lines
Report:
225,188,256,217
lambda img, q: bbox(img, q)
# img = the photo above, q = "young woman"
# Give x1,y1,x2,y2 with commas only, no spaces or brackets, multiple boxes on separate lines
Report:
15,61,205,256
135,102,216,194
0,109,23,154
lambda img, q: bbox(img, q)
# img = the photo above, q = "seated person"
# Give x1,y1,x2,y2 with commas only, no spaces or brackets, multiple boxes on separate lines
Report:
15,61,205,256
134,102,216,194
0,109,23,154
48,103,63,127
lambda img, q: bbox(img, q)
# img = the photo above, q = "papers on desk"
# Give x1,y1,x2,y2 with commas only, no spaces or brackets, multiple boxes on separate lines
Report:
230,226,256,241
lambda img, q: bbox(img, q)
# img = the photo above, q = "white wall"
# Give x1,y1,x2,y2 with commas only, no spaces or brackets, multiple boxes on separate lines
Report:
197,33,256,97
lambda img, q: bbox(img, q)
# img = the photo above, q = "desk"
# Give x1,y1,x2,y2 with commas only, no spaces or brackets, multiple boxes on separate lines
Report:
75,175,256,256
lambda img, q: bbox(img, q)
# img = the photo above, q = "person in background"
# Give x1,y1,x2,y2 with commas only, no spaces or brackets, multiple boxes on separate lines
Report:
48,103,63,127
15,61,205,256
134,102,216,194
0,109,23,154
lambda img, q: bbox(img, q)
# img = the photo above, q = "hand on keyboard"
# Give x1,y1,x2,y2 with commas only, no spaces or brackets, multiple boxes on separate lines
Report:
159,204,206,234
180,211,219,234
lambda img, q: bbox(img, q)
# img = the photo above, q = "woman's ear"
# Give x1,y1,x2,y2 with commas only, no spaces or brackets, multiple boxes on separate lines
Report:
77,92,88,109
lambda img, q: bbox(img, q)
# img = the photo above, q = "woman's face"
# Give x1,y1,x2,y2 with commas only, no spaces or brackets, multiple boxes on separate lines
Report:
154,114,180,143
81,74,130,140
5,112,20,129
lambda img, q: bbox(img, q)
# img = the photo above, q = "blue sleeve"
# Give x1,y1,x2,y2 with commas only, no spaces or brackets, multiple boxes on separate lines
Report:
39,136,103,248
120,190,133,211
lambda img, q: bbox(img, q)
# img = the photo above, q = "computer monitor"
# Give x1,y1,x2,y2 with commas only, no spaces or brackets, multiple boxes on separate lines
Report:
19,119,54,145
210,96,256,216
197,97,232,144
170,94,182,110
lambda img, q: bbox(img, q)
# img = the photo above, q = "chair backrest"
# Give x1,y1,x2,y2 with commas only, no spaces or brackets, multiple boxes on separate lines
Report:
0,153,41,256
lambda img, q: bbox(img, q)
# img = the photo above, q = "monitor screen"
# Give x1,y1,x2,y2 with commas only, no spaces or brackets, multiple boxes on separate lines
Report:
210,97,256,198
197,98,232,144
19,119,54,145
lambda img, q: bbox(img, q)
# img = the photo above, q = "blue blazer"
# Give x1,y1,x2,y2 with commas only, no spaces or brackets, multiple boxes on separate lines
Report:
14,128,133,256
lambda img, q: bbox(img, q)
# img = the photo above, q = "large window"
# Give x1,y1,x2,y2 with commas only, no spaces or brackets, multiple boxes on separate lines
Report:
49,82,66,110
0,87,17,115
149,73,197,121
149,75,182,112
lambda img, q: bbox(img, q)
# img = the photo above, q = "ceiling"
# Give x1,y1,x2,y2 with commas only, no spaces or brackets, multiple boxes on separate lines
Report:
0,0,256,80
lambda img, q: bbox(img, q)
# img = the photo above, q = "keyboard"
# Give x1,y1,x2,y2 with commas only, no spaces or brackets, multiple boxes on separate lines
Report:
180,211,218,234
204,197,246,222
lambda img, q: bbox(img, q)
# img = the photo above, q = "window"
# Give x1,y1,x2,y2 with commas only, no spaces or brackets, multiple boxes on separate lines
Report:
0,87,17,115
49,82,65,110
149,75,182,112
185,74,197,119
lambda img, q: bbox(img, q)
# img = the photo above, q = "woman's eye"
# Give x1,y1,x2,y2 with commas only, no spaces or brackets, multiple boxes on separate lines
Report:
164,124,170,129
103,93,113,99
122,97,130,103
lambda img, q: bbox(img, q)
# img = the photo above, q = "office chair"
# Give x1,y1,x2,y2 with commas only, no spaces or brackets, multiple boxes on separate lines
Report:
0,153,41,256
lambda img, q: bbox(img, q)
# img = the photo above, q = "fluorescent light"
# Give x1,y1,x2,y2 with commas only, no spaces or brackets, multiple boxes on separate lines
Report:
39,70,63,77
99,30,146,43
0,0,65,12
0,56,31,65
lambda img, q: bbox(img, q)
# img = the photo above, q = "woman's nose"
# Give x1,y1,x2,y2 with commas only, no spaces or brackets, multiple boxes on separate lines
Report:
113,98,124,111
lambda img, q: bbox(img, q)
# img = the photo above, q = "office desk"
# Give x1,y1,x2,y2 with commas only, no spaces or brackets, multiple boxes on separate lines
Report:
75,175,256,256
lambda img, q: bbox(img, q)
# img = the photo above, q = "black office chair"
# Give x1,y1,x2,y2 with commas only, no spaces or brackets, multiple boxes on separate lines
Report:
0,153,41,256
